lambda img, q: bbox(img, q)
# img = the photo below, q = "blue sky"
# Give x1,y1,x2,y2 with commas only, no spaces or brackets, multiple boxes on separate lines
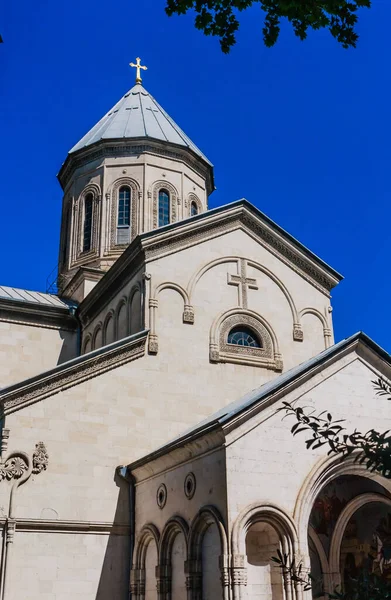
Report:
1,0,390,350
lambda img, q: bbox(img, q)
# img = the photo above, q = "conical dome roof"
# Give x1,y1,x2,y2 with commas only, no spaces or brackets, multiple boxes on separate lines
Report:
69,84,212,166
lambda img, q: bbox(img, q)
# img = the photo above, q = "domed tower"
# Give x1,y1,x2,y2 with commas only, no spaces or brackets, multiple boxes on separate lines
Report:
57,58,214,300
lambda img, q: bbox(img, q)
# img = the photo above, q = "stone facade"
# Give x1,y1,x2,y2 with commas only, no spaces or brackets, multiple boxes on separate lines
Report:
128,339,391,600
0,76,387,600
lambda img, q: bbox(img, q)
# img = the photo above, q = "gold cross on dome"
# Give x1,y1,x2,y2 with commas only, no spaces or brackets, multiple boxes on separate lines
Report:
130,57,147,84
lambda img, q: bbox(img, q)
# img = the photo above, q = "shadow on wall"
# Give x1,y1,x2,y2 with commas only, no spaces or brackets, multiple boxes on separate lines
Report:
57,329,79,365
95,471,131,600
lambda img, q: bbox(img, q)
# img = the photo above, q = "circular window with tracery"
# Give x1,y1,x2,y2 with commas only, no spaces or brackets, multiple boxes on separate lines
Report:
156,483,167,509
184,472,196,499
227,326,262,348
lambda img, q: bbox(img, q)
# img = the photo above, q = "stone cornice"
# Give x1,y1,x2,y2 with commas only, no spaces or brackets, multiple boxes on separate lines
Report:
140,201,342,294
61,266,105,300
126,333,391,480
0,330,148,415
58,138,214,196
0,299,78,332
0,517,131,535
77,200,342,326
77,241,145,326
129,428,225,484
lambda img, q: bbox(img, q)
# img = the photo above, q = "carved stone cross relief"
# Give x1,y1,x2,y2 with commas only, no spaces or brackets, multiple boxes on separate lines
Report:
227,259,258,308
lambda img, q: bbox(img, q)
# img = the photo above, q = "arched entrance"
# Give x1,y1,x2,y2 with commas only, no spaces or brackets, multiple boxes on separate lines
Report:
307,474,391,597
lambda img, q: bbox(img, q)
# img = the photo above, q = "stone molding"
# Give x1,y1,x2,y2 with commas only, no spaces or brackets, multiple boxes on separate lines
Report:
0,301,77,332
142,204,340,294
78,201,339,331
328,492,391,588
132,505,227,600
3,518,131,535
61,266,104,300
0,442,48,483
72,183,101,266
187,192,202,215
107,177,140,251
0,331,148,415
151,180,178,229
58,140,214,196
210,309,283,371
77,250,144,328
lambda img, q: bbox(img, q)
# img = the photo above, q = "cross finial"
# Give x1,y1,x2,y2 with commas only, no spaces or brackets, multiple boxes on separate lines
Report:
129,57,147,84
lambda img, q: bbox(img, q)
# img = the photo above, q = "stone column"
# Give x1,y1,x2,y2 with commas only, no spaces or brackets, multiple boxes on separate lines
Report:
231,554,247,600
156,564,171,600
185,559,202,600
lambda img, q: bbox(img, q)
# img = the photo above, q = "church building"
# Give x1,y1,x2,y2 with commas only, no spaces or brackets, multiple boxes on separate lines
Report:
0,59,390,600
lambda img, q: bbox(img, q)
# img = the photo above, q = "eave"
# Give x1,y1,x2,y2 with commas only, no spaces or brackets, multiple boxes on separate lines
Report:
78,199,343,327
57,137,215,196
126,331,391,481
0,298,78,331
0,330,148,415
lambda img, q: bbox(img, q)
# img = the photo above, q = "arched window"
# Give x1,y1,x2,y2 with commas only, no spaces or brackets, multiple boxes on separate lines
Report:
227,326,261,348
158,189,170,227
117,186,131,244
191,201,198,216
61,208,70,266
83,193,93,252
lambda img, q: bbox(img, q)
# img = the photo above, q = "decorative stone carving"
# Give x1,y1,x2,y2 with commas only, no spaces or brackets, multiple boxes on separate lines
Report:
151,181,178,228
108,177,140,251
32,442,49,475
130,568,144,596
293,323,304,341
6,519,16,544
73,184,101,263
156,565,171,594
1,429,10,456
231,567,248,586
60,142,212,197
219,554,230,587
183,305,195,324
0,456,28,481
185,559,202,592
148,334,159,355
187,193,202,215
1,334,147,414
209,344,220,363
211,312,283,371
231,554,246,568
227,259,258,308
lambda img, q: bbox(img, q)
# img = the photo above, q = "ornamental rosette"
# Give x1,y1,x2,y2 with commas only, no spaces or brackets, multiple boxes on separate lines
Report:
0,456,28,481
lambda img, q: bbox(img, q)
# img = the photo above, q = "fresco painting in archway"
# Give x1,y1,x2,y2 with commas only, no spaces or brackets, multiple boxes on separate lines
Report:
341,502,391,582
310,475,388,556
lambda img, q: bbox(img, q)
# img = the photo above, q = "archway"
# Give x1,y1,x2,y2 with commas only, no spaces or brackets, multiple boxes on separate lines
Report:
188,506,228,600
159,517,188,600
307,474,391,596
232,504,298,600
246,521,284,599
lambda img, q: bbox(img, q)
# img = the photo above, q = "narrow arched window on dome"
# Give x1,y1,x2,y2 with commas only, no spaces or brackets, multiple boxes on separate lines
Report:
83,193,93,252
117,186,131,244
191,201,198,216
227,326,262,348
158,189,170,227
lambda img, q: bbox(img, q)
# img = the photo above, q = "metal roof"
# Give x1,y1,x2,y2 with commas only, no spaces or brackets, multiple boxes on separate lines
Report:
0,286,71,309
69,83,212,165
127,332,391,471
